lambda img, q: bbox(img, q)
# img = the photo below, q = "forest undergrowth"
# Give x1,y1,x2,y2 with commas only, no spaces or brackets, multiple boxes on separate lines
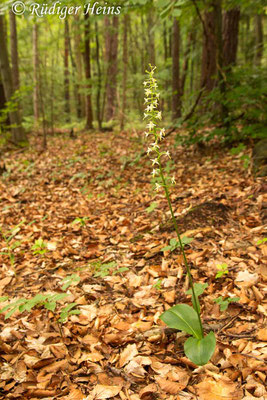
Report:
0,131,266,400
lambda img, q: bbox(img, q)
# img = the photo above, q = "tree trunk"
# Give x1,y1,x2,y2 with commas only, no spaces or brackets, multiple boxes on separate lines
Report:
95,21,102,130
120,15,129,131
201,7,217,91
0,15,26,144
64,19,70,122
223,8,240,67
33,23,39,124
9,11,20,92
105,16,119,122
84,13,93,129
74,15,85,118
172,18,181,120
254,14,263,66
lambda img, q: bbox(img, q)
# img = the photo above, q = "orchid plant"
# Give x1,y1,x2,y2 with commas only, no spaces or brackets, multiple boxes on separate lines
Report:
143,65,216,366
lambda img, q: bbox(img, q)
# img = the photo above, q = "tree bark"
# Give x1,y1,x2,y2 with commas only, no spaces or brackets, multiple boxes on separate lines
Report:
74,15,85,118
254,14,263,66
105,16,119,122
120,14,129,131
201,6,217,91
172,18,181,120
84,13,93,129
223,8,240,67
33,23,39,124
64,19,70,122
9,11,20,92
0,15,26,144
95,21,102,130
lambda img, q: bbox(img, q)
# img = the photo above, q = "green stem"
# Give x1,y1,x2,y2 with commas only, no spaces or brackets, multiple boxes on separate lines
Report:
158,159,204,338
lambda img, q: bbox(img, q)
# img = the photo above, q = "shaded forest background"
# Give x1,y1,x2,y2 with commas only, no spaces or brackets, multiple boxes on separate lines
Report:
0,0,266,148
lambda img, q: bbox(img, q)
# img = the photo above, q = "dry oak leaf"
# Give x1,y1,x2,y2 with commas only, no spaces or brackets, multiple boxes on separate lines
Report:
155,377,184,394
139,383,158,399
87,385,121,399
196,377,243,400
119,343,138,367
63,386,85,400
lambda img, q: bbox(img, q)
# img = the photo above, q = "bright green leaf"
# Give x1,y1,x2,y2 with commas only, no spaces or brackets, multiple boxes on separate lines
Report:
184,331,216,366
159,304,202,339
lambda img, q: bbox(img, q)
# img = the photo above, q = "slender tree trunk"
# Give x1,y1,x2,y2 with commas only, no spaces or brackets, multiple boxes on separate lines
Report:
180,26,195,97
105,16,119,122
33,23,39,124
9,11,20,92
84,13,93,129
95,21,102,130
223,8,240,67
172,18,181,120
120,15,129,131
64,19,70,122
68,19,81,119
201,7,217,91
254,14,263,66
74,15,85,118
0,15,26,144
213,0,228,122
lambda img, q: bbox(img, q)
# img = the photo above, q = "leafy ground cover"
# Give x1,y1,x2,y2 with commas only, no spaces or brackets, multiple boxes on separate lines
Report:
0,132,266,400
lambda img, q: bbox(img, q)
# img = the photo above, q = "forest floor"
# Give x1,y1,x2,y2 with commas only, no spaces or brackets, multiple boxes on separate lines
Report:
0,131,266,400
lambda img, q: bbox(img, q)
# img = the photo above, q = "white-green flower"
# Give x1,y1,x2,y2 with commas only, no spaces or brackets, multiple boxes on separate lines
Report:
151,158,159,165
171,176,176,184
156,111,162,120
147,122,155,130
155,183,161,191
152,169,159,177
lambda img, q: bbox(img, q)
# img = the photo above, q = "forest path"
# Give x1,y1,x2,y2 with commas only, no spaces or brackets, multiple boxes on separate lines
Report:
0,132,266,399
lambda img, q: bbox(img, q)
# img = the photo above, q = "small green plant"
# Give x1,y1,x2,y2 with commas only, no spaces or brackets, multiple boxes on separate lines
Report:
0,293,80,322
92,261,117,278
257,237,267,245
144,65,216,366
230,143,246,155
31,238,47,255
215,263,229,279
213,296,240,311
0,220,25,266
72,217,88,227
146,201,158,213
161,236,193,252
61,274,81,291
153,279,162,290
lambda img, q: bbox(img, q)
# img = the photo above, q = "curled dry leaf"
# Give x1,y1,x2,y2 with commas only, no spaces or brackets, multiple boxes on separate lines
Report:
155,376,185,394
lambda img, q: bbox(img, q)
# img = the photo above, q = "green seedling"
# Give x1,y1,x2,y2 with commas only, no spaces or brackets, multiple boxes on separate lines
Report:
214,296,240,311
31,238,47,255
72,217,88,227
257,238,267,245
153,279,162,290
215,263,229,279
146,201,158,213
0,220,25,266
61,274,80,291
0,293,80,322
161,236,193,252
93,261,117,278
144,65,215,366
